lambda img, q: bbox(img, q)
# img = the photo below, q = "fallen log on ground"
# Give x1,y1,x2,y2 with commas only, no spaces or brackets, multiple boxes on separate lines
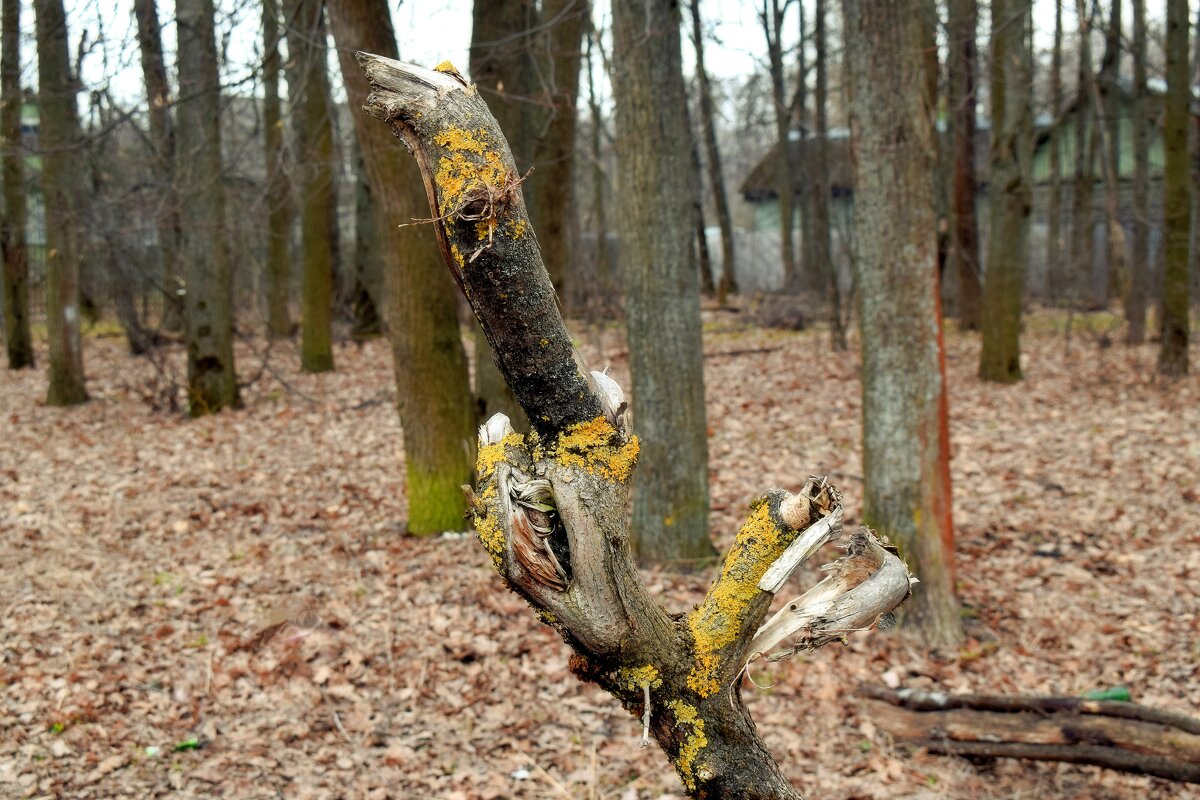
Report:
859,685,1200,784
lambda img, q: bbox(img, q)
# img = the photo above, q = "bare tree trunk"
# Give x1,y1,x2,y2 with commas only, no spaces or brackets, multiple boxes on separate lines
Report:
980,0,1032,383
948,0,982,330
1098,0,1124,302
688,0,737,301
357,54,913,799
286,0,335,373
326,0,476,534
585,22,612,312
1190,4,1200,309
1126,0,1148,343
1070,0,1097,312
844,0,961,648
349,146,381,338
1,0,33,369
1046,0,1065,304
468,0,534,428
133,0,182,332
176,0,237,415
762,0,798,289
689,97,715,298
611,0,714,567
262,0,292,339
35,0,87,406
1159,0,1190,376
530,0,586,302
862,686,1200,784
813,0,844,349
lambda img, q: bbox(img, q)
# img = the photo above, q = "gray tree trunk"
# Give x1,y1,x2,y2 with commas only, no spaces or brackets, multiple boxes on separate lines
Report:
286,0,335,373
1046,0,1065,303
1,0,33,369
1126,0,1148,343
133,0,182,332
262,0,291,339
1159,0,1190,375
1070,0,1096,311
688,0,737,301
35,0,87,405
949,0,982,330
326,0,477,534
350,146,381,339
980,0,1033,383
763,0,798,289
612,0,714,567
176,0,237,415
844,0,961,648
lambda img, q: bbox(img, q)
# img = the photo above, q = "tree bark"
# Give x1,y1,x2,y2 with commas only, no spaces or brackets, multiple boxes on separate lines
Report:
813,0,844,349
467,0,536,429
1126,0,1148,343
1046,0,1065,304
1098,0,1124,302
980,0,1032,383
861,686,1200,784
688,0,737,301
584,22,612,311
262,0,292,339
286,0,335,373
844,0,961,648
176,0,237,415
326,0,476,534
35,0,87,406
1,0,33,369
133,0,183,332
689,96,716,298
1070,0,1097,312
948,0,982,330
356,57,915,798
349,146,381,339
1159,0,1190,376
762,0,798,289
611,0,714,567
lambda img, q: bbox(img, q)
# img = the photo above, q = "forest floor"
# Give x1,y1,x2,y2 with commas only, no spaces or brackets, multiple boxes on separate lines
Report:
1,308,1198,800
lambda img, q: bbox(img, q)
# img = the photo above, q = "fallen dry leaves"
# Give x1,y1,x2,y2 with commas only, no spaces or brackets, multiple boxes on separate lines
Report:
1,311,1198,799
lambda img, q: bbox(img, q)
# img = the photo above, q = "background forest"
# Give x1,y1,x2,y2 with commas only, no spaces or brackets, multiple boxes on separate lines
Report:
1,0,1198,798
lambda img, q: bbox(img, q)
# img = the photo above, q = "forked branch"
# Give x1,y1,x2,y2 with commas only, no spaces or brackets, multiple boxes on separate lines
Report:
357,52,913,799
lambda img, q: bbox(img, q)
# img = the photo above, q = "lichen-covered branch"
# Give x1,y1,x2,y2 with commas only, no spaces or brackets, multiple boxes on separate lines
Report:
356,53,913,799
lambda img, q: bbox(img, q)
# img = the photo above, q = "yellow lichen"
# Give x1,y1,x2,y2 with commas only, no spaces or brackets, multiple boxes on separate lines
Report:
450,242,465,269
434,60,459,75
667,700,708,790
475,432,525,482
685,501,788,697
553,417,640,483
613,664,662,692
432,128,509,221
508,217,527,239
474,511,505,570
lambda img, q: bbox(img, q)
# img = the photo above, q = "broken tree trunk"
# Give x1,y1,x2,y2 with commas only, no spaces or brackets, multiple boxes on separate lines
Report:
357,54,915,799
861,686,1200,784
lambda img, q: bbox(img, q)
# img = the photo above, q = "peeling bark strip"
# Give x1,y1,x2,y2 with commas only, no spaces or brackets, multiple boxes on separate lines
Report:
357,53,913,799
861,686,1200,784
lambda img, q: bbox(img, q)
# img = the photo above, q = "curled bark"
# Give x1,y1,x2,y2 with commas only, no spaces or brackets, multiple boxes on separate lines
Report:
357,53,914,799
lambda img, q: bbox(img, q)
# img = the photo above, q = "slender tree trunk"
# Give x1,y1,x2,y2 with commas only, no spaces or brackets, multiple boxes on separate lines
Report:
286,0,335,373
980,0,1032,383
612,0,714,567
1,0,33,369
1126,0,1148,342
1098,0,1124,302
813,0,844,349
1070,0,1097,312
844,0,960,647
327,0,476,534
1159,0,1190,375
689,97,715,297
763,0,797,289
469,0,534,427
133,0,182,332
949,0,982,330
1046,0,1065,304
585,22,611,310
688,0,737,301
795,1,818,290
1191,4,1200,308
176,0,237,415
530,0,586,302
350,146,381,338
262,0,292,339
35,0,87,405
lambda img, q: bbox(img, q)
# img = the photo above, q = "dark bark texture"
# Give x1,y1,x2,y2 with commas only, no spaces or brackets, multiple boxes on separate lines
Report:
1069,0,1096,310
1159,0,1190,376
1,0,33,369
327,0,477,534
948,0,981,330
1127,0,1148,343
35,0,87,405
611,0,714,567
176,0,238,415
813,0,844,349
262,0,292,339
844,0,961,648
